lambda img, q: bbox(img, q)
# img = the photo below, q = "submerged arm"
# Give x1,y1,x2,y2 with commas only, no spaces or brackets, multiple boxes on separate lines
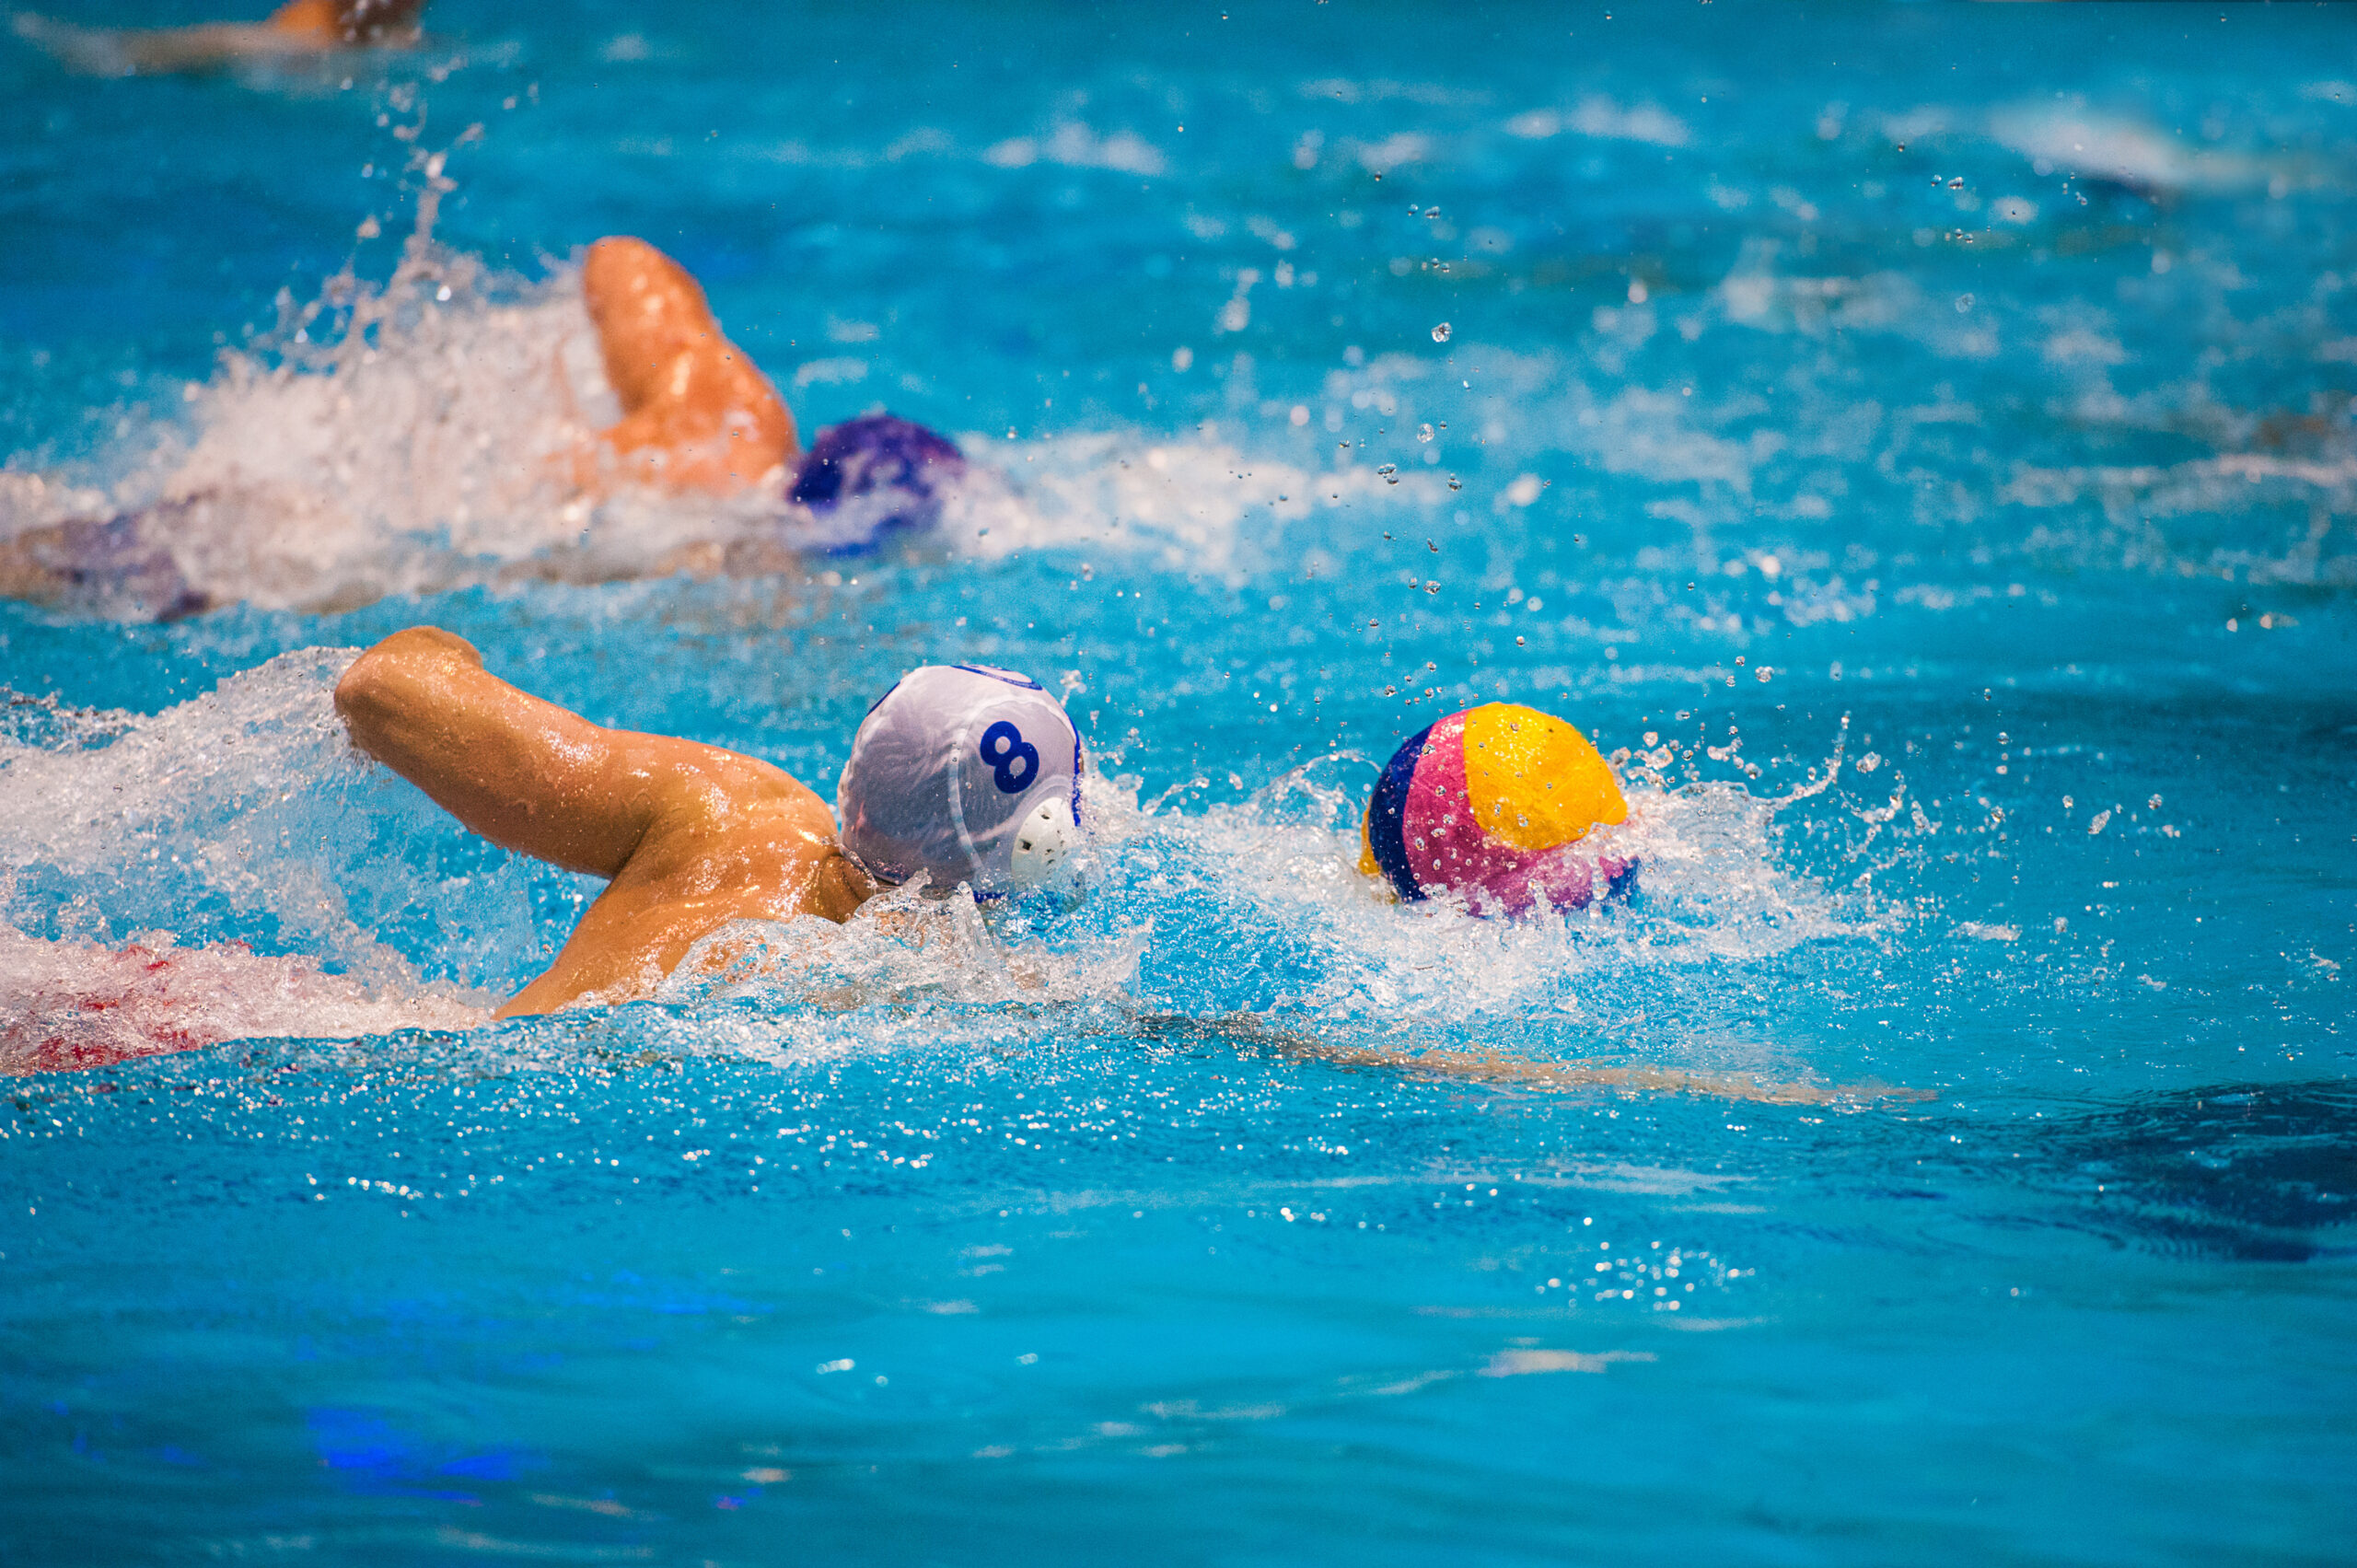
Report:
1148,1014,1927,1107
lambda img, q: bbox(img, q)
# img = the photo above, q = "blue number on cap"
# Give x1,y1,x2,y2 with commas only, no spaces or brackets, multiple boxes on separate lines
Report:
978,721,1039,793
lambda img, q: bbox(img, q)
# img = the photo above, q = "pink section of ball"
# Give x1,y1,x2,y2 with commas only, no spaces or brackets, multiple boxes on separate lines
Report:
1399,712,1624,916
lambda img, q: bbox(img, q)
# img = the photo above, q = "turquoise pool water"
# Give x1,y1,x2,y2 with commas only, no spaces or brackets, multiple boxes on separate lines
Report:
3,2,2353,1561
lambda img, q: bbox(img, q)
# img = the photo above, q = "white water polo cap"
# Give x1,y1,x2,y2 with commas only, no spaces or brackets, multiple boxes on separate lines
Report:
837,663,1086,894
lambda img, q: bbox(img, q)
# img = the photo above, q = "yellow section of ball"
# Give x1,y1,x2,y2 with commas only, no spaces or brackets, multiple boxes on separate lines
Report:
1459,703,1627,852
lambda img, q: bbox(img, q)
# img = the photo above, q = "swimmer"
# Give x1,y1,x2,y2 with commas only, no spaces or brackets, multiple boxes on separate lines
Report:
14,0,424,75
29,644,1914,1104
331,627,1083,1016
1131,1015,1926,1106
0,238,967,619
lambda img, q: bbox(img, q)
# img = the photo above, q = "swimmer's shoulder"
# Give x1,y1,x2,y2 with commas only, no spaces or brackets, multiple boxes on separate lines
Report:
632,737,841,860
621,745,869,919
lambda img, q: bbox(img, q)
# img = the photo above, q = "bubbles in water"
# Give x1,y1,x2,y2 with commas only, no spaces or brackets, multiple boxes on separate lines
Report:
1417,423,1434,443
1955,293,1975,312
1377,464,1399,483
1431,322,1452,343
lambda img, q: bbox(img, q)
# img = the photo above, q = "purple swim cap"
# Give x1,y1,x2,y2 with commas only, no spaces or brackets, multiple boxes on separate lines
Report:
786,414,966,555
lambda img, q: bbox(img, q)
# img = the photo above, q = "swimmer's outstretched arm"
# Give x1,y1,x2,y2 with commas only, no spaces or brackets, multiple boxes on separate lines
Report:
1339,1045,1929,1106
1152,1015,1928,1106
331,626,812,879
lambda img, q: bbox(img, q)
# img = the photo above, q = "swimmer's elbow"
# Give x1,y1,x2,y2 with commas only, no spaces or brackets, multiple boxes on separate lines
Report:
334,626,482,740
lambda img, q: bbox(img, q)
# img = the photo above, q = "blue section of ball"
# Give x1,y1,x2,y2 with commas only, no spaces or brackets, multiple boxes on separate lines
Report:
786,414,966,555
1364,722,1431,903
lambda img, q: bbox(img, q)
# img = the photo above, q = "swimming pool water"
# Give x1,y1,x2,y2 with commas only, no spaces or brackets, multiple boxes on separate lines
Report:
3,2,2353,1561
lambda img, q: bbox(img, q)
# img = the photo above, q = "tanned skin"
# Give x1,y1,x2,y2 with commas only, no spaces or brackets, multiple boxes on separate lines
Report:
333,626,873,1017
15,0,425,74
575,238,800,495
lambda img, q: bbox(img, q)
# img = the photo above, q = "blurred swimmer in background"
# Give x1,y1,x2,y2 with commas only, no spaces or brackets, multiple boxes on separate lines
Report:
0,237,968,619
331,628,1083,1016
13,0,424,75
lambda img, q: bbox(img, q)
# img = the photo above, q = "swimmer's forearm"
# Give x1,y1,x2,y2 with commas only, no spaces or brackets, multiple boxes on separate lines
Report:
335,627,659,878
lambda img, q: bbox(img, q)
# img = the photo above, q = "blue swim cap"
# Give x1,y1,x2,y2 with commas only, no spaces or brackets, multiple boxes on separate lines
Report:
787,414,965,555
836,663,1084,894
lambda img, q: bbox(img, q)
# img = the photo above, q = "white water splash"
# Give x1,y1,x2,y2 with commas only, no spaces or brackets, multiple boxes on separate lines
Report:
952,433,1424,575
0,649,568,994
0,923,484,1075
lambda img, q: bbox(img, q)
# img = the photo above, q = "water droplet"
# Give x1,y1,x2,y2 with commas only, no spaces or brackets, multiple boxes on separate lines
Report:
1946,177,1964,190
1422,206,1440,219
1955,293,1975,313
1447,474,1462,491
1431,322,1452,343
1377,464,1399,483
1417,423,1434,443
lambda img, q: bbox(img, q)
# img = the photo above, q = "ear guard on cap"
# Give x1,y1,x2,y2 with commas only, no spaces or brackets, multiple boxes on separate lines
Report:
1007,795,1083,888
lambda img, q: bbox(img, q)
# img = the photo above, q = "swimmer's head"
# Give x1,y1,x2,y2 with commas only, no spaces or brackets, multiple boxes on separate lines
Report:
789,414,966,554
1360,703,1633,917
336,0,427,42
837,663,1084,896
